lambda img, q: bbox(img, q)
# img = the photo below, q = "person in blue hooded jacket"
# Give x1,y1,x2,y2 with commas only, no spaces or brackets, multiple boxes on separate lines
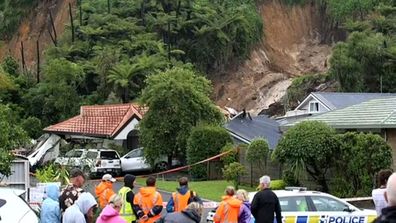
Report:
166,177,201,213
40,184,61,223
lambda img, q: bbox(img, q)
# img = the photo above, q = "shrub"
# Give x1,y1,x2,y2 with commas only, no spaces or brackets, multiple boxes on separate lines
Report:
220,143,238,166
271,180,286,190
246,138,269,171
223,162,246,189
282,169,300,186
187,125,232,179
36,164,69,185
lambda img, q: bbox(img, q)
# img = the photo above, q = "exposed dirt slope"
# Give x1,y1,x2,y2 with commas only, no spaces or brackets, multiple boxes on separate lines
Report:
212,0,332,115
0,0,76,70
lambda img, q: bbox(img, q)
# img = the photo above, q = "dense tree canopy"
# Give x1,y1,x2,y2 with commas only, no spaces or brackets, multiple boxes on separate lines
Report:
139,67,224,167
0,104,29,177
273,121,340,192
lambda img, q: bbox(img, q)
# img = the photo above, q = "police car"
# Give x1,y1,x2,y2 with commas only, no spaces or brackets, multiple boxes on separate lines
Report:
206,187,377,223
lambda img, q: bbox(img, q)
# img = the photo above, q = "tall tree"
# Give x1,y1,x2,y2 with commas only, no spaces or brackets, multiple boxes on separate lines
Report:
272,121,340,192
139,67,223,167
0,104,29,177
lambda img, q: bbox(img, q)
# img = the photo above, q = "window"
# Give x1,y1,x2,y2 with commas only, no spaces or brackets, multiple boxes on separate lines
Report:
310,196,347,212
309,102,319,113
65,150,83,158
100,151,119,160
86,151,98,159
279,196,309,212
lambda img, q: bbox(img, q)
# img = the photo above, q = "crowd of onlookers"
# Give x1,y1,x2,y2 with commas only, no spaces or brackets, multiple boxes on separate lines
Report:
38,167,396,223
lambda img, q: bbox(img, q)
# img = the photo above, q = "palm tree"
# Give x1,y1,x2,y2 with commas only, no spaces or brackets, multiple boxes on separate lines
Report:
108,62,140,102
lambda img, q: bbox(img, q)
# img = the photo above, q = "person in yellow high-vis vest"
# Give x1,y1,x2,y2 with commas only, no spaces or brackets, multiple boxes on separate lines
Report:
118,174,137,223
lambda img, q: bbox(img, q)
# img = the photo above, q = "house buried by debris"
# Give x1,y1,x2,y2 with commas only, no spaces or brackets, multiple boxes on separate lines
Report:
28,103,146,167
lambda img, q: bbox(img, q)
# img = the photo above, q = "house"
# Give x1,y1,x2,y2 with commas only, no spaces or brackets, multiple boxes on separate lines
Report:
281,92,396,124
282,97,396,165
225,111,281,149
44,103,146,150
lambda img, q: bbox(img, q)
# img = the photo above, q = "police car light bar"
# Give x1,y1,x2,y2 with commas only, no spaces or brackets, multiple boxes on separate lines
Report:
285,187,307,191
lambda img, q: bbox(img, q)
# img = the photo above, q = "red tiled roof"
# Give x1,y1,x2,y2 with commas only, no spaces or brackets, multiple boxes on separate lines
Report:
44,103,146,138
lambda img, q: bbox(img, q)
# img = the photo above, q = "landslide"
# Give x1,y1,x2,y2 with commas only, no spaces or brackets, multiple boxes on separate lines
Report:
0,0,76,70
212,0,334,115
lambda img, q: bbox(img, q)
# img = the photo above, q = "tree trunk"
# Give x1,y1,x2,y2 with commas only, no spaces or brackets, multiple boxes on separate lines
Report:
79,0,83,25
49,11,57,46
36,40,40,83
69,3,75,42
20,41,25,71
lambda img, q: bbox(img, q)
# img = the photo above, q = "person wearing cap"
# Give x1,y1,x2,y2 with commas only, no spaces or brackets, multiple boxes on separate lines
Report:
213,186,242,223
251,175,282,223
59,168,86,213
166,177,201,213
96,174,116,209
118,174,137,223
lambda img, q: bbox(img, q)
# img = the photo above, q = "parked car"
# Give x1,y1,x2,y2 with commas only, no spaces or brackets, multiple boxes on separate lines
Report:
0,189,39,222
54,148,122,177
121,148,180,172
206,187,377,223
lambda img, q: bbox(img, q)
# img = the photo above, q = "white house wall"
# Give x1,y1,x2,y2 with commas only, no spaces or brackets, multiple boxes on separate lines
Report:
299,99,330,113
113,118,139,140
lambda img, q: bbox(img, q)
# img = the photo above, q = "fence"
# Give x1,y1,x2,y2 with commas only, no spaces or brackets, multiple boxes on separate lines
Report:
0,157,30,191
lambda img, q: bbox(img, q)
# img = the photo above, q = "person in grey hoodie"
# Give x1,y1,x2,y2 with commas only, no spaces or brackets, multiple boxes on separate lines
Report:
156,202,202,223
63,192,98,223
40,184,61,223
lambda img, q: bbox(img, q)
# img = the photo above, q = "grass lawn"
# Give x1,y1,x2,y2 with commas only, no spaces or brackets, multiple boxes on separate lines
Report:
135,177,257,201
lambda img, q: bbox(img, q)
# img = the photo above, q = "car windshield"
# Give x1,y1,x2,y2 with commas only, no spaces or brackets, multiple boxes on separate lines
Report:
100,151,119,160
311,196,347,212
126,149,143,158
65,150,83,158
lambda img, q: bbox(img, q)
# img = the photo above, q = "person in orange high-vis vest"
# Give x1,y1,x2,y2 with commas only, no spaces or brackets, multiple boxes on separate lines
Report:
213,186,242,223
133,176,163,223
166,177,202,213
95,174,116,209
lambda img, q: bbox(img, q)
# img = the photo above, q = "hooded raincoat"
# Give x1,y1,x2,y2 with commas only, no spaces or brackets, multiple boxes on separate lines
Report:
239,201,252,223
133,187,163,223
214,195,242,223
95,181,115,209
40,184,61,223
96,205,127,223
63,192,98,223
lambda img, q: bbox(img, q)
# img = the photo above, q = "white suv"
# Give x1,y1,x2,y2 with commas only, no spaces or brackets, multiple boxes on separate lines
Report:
55,148,121,177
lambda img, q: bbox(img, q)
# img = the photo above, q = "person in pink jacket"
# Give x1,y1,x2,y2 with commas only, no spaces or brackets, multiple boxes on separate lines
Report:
96,194,127,223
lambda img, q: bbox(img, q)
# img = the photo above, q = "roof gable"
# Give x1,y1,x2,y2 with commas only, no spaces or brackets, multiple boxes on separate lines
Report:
44,103,145,138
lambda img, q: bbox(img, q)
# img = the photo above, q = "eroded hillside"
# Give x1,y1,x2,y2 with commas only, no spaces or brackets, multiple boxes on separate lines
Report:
212,0,333,114
0,0,76,70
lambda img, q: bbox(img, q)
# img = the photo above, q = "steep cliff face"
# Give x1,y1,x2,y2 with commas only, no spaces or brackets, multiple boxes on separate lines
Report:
212,0,332,114
0,0,76,70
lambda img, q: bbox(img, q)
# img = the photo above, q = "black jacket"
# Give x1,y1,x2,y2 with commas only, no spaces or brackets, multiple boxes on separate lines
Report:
375,206,396,223
251,188,282,223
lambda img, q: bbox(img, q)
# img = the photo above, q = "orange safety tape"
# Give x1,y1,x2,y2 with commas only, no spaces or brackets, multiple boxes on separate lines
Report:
30,148,236,182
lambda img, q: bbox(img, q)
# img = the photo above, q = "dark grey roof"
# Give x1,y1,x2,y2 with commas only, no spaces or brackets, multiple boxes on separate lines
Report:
312,92,396,110
224,115,281,149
